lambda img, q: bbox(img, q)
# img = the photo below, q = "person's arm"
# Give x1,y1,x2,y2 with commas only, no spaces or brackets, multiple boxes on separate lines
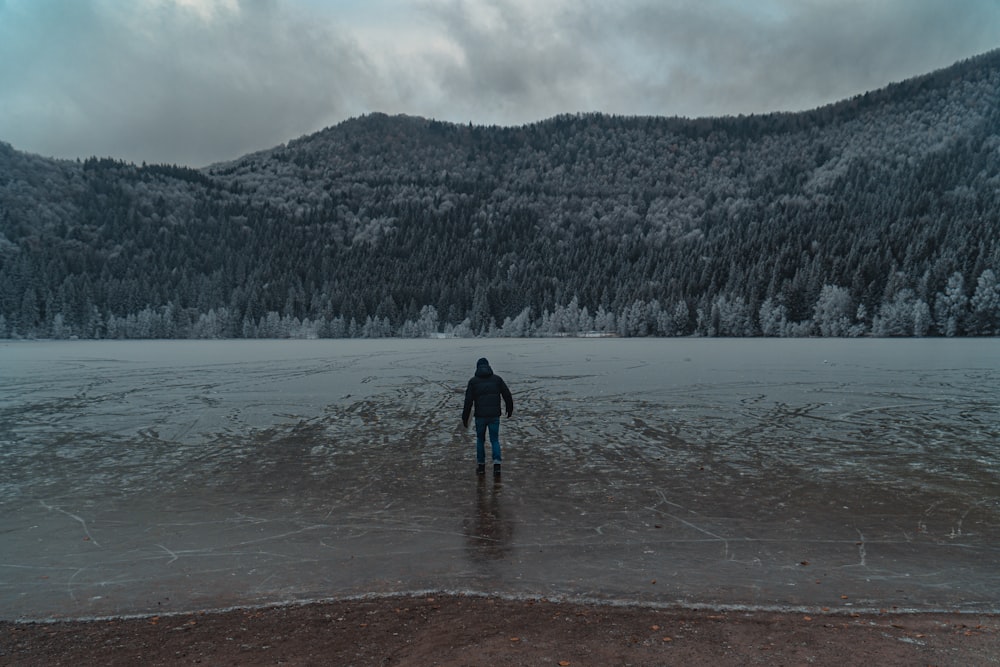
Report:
462,380,474,427
500,379,513,418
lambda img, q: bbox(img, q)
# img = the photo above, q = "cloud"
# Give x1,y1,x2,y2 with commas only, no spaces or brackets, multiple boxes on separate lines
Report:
0,0,997,166
416,0,1000,120
415,0,600,121
1,0,377,165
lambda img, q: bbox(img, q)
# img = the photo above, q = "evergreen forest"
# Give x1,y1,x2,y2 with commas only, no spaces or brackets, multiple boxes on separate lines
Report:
2,50,1000,339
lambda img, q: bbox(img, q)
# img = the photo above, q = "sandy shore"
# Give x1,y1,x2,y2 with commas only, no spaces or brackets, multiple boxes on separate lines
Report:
4,594,998,666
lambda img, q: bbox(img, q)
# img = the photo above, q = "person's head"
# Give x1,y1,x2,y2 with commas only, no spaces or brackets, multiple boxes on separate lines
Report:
476,357,492,376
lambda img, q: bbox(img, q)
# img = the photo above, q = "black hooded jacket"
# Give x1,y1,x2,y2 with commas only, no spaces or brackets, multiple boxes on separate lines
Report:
462,358,513,423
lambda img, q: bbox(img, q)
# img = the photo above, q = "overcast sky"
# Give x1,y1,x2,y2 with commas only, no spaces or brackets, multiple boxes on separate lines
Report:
2,0,998,167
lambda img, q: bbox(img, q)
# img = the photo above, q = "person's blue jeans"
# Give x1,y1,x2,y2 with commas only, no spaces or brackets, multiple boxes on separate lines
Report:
475,417,502,465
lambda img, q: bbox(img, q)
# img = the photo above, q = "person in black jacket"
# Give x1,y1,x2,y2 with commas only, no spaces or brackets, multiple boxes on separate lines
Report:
462,357,514,476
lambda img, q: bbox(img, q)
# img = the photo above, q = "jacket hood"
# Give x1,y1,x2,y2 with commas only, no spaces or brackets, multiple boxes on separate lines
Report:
475,357,493,377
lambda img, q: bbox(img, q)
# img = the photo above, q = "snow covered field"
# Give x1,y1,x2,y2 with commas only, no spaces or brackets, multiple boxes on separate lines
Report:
1,338,998,620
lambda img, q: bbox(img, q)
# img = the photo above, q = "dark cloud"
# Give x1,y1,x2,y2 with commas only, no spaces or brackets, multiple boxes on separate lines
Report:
420,0,1000,121
1,0,997,166
422,0,601,121
1,0,377,166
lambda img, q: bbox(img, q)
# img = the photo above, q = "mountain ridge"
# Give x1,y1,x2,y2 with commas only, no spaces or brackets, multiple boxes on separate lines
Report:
1,49,999,338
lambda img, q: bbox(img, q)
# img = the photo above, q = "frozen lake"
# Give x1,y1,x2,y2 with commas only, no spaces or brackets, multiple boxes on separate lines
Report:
1,338,998,620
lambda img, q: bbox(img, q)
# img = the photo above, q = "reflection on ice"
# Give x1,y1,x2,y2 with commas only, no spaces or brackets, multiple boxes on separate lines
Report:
465,477,514,564
1,338,998,620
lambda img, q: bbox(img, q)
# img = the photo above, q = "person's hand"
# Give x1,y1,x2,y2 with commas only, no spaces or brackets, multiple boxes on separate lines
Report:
506,410,512,418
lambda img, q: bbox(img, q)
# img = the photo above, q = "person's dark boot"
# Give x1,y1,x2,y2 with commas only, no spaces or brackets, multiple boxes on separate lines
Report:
476,463,485,475
493,463,501,476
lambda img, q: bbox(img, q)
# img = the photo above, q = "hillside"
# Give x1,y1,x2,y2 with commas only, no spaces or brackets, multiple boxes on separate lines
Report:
1,50,999,338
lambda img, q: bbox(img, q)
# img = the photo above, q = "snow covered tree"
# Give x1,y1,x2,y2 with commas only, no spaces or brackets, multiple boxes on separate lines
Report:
577,305,594,334
758,298,787,337
912,299,932,337
361,315,392,338
51,313,68,339
406,304,440,337
593,306,616,334
872,289,930,337
499,306,533,337
619,300,649,337
469,286,492,335
934,272,968,337
813,285,853,337
712,295,755,337
969,269,1000,335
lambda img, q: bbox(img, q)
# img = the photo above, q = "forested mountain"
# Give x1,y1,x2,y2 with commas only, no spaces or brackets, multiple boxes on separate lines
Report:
2,50,1000,339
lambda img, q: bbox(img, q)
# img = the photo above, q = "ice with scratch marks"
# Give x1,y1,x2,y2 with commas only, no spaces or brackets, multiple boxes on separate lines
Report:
0,338,998,621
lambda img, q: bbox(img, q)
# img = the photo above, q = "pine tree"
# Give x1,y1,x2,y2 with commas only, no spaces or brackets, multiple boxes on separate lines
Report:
813,285,854,337
969,269,1000,335
934,272,968,337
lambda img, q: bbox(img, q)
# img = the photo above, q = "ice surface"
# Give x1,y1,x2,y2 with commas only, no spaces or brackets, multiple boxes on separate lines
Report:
1,338,998,620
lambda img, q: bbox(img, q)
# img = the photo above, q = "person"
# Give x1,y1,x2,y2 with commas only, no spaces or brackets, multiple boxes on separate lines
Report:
462,357,514,476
